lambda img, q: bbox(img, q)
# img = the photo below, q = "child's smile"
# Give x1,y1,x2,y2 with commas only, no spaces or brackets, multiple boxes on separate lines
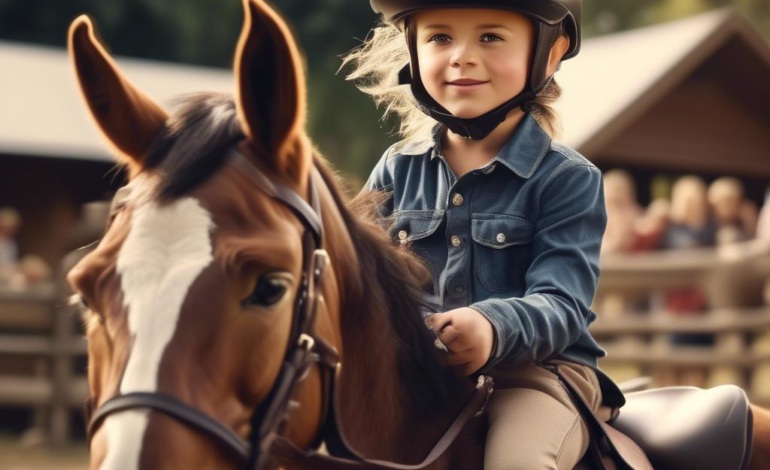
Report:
446,78,491,91
414,8,534,119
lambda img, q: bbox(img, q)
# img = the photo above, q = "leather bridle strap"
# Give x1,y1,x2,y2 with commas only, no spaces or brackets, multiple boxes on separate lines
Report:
229,148,324,245
88,392,251,460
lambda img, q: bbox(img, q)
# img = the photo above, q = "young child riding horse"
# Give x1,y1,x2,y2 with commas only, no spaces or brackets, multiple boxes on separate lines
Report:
345,1,626,468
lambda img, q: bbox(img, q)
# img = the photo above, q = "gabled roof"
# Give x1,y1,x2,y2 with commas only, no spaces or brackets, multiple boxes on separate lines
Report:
554,8,770,156
0,41,233,162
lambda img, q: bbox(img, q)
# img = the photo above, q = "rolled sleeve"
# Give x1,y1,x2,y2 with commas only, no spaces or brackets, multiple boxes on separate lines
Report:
470,163,606,371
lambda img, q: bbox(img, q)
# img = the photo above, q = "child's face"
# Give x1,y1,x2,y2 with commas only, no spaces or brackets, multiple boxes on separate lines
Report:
414,9,534,119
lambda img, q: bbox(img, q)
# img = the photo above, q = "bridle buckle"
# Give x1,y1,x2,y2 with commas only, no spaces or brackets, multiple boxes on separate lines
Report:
298,333,315,352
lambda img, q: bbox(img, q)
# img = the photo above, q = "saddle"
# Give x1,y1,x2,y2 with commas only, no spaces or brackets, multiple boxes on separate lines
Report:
609,385,753,470
558,366,753,470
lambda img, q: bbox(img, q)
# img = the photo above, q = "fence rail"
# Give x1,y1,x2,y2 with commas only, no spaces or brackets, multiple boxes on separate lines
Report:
1,240,769,442
0,281,86,444
593,238,770,405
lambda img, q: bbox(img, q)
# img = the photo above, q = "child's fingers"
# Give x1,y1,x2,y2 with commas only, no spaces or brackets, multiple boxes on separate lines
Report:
429,313,453,332
437,325,460,347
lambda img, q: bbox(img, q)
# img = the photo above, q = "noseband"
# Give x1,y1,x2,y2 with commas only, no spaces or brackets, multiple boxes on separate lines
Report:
87,147,493,470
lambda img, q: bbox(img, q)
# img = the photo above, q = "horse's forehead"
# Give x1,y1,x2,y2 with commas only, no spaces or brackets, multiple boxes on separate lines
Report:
194,164,307,240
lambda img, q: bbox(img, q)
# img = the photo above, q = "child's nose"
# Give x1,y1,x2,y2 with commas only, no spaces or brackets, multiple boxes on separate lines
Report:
449,44,478,68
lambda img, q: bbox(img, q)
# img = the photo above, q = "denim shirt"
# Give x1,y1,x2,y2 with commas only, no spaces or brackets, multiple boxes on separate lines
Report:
363,113,624,407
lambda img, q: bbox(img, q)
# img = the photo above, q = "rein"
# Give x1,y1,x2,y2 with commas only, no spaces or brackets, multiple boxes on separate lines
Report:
86,148,493,470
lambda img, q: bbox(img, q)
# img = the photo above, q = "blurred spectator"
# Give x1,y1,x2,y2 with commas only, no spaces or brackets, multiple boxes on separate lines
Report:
602,169,643,253
708,177,758,245
757,186,770,241
662,175,716,249
18,255,52,285
0,207,21,284
662,176,713,347
628,198,670,252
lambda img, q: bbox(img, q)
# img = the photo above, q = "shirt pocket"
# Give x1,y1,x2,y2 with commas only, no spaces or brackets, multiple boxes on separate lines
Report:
388,210,445,296
471,213,534,292
388,210,444,245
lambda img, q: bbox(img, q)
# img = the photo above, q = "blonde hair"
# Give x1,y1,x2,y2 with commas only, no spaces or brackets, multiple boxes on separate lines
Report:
339,20,565,146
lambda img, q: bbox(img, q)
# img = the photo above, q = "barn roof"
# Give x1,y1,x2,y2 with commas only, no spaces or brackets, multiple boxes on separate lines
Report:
0,41,232,162
554,8,770,162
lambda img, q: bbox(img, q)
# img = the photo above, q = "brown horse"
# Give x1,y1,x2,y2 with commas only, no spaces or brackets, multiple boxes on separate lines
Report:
65,0,770,469
67,1,481,469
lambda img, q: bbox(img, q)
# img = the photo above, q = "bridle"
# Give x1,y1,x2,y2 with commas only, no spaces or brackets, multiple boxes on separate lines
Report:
86,147,494,470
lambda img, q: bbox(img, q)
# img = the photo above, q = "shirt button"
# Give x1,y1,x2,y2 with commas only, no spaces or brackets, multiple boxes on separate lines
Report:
398,230,408,242
454,286,465,294
496,233,506,243
451,235,462,247
452,193,464,206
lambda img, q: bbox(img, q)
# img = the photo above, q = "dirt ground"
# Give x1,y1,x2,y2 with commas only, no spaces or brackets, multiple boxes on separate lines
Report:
0,438,88,470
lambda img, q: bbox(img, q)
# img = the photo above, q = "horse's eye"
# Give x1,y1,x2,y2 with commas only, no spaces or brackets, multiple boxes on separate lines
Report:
243,276,289,307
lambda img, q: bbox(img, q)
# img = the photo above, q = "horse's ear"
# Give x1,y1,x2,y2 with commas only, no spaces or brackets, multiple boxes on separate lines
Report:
68,15,169,176
235,0,310,187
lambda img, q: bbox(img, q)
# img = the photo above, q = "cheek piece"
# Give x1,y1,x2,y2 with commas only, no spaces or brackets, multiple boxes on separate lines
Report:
398,19,564,140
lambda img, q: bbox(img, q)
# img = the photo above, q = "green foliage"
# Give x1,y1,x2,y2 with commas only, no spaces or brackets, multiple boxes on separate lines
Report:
1,0,769,182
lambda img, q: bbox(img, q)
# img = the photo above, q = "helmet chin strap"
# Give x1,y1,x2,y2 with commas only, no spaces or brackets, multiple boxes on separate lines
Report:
400,19,562,140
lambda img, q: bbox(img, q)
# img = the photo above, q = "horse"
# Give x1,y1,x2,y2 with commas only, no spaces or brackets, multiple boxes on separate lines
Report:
65,0,770,469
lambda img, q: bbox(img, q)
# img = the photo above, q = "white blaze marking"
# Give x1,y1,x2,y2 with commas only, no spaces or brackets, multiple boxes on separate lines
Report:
99,197,215,470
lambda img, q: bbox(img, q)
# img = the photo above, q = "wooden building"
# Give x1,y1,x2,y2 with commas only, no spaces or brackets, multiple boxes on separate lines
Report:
555,8,770,204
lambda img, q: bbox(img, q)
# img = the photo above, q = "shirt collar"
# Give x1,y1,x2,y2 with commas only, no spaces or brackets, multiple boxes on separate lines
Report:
428,113,551,179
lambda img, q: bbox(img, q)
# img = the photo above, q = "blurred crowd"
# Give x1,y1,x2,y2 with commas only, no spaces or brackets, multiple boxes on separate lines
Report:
0,207,51,289
602,171,770,255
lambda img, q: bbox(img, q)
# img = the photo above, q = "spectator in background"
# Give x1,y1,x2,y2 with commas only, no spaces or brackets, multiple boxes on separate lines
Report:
0,207,21,284
602,169,643,253
629,198,670,252
17,255,51,287
662,176,716,249
708,177,759,245
758,186,770,241
602,170,670,254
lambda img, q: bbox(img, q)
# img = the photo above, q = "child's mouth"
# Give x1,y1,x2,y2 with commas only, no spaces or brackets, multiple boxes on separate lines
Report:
446,79,490,90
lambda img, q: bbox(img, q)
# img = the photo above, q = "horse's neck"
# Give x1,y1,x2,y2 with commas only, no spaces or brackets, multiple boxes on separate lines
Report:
336,305,456,463
331,250,472,464
302,170,480,467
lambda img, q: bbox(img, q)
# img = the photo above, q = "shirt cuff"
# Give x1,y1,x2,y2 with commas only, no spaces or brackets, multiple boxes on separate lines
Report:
468,303,503,373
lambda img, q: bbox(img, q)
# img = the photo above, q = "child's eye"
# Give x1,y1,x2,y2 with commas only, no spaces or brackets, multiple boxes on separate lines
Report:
481,34,503,42
428,34,451,43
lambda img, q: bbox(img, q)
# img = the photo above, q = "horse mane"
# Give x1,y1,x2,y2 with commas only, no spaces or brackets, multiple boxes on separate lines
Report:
144,92,245,202
313,161,465,417
138,92,462,416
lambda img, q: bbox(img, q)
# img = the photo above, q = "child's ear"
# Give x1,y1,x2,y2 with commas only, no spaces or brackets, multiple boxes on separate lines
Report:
546,35,571,77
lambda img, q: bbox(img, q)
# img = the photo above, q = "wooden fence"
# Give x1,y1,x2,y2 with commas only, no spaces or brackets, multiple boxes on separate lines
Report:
592,238,770,405
0,257,88,444
1,238,769,442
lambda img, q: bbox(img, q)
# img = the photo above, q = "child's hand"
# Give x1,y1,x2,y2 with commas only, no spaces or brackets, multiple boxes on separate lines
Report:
429,307,495,376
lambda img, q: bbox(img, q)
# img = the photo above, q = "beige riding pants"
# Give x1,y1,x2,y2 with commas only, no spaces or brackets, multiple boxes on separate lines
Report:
484,360,618,470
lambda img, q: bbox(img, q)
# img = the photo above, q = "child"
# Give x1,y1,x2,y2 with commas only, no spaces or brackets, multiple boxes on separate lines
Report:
344,2,625,469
